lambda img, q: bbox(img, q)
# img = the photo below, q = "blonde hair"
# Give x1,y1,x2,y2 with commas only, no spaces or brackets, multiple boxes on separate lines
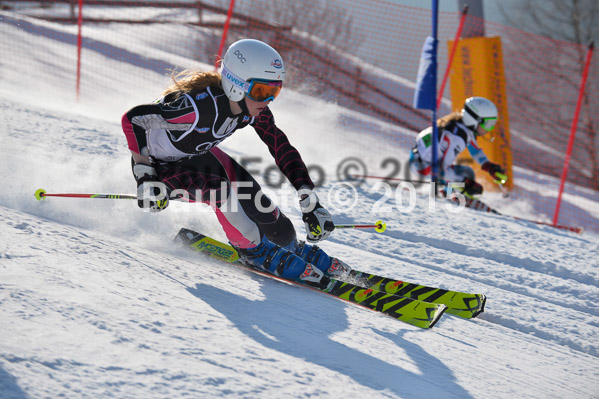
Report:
437,112,462,129
162,70,222,96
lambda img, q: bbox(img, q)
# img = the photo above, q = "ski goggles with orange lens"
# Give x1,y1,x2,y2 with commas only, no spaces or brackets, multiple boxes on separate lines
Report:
246,79,282,102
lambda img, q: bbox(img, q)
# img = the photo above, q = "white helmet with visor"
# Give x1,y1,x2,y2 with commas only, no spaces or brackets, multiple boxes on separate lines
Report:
220,39,286,102
462,96,498,135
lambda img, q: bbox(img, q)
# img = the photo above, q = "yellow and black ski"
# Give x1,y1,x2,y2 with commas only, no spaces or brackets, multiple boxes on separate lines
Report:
350,272,486,319
176,228,447,329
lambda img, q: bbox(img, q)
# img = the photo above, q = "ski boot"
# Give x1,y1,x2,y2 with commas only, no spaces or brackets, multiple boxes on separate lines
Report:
235,235,330,289
285,240,352,281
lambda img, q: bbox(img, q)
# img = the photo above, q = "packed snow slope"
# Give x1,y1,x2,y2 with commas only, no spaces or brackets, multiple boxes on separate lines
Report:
1,12,599,399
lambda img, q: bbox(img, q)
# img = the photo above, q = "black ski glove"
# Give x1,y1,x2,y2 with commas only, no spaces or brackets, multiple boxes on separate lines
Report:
299,191,335,243
463,178,483,196
132,163,168,212
482,161,505,179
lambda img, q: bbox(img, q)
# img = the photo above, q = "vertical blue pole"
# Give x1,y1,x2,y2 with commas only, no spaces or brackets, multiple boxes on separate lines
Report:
431,0,439,186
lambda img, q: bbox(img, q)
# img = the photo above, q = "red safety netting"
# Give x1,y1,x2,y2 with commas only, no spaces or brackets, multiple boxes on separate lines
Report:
1,0,597,232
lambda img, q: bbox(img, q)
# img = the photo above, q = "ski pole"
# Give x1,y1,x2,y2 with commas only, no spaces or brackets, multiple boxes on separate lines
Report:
457,196,582,233
36,188,391,232
510,216,583,234
494,182,509,198
351,175,439,185
35,188,137,201
334,220,387,233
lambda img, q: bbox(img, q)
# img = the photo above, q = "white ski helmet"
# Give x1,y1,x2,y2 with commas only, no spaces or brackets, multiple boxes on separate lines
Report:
220,39,286,102
461,96,498,134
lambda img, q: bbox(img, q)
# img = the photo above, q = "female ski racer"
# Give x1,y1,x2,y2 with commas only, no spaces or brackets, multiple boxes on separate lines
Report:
409,96,506,197
121,39,349,288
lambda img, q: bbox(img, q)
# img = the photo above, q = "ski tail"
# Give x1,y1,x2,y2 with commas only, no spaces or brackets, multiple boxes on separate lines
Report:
176,228,239,262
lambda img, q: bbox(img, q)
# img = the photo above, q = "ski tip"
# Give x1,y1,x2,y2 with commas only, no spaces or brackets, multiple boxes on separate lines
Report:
34,188,46,200
411,304,448,329
471,294,487,319
427,305,448,329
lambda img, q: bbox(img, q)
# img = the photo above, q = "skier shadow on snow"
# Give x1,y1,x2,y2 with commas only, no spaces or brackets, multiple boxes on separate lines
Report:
187,279,473,398
0,365,30,399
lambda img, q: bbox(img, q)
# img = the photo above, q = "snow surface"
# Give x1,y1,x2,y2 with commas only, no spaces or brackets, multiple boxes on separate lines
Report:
1,11,599,399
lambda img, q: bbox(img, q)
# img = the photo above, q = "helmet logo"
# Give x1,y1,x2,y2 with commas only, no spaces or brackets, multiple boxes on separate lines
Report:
223,68,248,89
271,59,283,69
234,50,246,63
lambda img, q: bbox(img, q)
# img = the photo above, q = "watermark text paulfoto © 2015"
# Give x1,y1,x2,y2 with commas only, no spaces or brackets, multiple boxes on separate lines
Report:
139,180,469,215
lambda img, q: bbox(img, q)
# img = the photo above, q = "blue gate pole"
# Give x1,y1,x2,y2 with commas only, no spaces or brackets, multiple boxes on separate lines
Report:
430,0,439,191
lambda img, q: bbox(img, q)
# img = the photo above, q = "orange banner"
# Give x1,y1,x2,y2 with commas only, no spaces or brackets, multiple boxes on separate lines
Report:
449,36,513,190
